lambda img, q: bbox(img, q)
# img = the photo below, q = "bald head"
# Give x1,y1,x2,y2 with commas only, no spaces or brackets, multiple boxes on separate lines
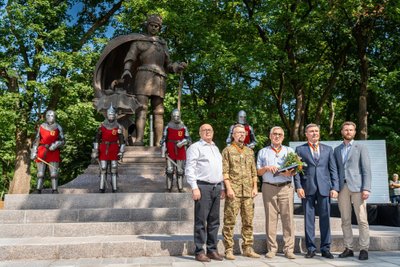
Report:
199,124,214,143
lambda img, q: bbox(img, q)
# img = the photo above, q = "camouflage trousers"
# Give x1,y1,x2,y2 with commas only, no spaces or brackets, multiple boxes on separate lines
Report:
222,196,254,251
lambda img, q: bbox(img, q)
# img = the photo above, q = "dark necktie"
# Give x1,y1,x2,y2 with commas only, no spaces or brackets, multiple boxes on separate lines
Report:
312,144,319,161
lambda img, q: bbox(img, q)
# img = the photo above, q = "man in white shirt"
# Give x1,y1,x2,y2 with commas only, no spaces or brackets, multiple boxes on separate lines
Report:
256,126,296,259
185,124,225,262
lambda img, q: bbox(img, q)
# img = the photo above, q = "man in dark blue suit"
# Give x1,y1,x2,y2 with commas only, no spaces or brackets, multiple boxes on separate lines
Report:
294,123,339,259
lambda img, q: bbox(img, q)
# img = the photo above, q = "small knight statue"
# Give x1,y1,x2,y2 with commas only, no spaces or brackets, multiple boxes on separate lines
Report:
160,109,191,192
226,110,257,149
92,105,125,193
31,110,65,194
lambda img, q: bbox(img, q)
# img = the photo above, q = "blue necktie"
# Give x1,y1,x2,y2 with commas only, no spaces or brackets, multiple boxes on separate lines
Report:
312,144,319,161
343,144,351,164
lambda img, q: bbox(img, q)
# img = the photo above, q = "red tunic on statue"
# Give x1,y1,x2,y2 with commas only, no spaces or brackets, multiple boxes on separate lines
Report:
244,125,251,145
166,127,186,160
36,126,61,163
99,124,120,161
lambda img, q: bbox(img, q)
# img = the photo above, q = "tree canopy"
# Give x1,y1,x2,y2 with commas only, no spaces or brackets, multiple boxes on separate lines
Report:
1,0,399,195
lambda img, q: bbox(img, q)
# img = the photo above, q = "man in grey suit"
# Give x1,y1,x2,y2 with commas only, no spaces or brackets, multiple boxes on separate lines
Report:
334,121,371,260
294,123,339,259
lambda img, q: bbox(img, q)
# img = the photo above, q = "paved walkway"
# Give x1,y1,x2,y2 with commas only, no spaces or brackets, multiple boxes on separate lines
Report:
1,251,400,267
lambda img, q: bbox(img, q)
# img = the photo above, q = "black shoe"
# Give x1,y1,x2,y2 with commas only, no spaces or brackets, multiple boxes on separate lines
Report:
52,190,59,194
321,250,334,259
305,250,316,258
99,189,105,193
35,189,42,194
359,250,368,260
339,248,354,258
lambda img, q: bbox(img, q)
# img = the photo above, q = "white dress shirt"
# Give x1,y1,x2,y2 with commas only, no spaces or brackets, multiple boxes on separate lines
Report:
256,145,294,183
185,139,223,189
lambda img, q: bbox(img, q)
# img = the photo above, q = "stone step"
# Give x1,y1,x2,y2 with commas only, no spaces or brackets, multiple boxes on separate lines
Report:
5,193,269,210
1,227,399,261
120,157,165,164
0,208,192,224
0,216,342,238
0,204,342,229
4,193,194,210
124,147,162,153
84,164,166,171
3,193,276,211
0,206,270,222
59,176,188,194
123,150,163,157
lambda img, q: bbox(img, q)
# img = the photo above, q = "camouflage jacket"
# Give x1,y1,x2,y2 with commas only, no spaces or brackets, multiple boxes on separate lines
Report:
222,142,257,197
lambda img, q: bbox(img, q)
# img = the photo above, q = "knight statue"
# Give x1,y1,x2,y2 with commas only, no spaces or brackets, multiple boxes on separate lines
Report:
226,110,257,149
31,110,65,194
92,105,125,193
160,109,191,192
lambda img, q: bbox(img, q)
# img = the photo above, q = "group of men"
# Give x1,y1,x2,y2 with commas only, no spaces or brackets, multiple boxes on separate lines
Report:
30,108,372,262
186,120,372,262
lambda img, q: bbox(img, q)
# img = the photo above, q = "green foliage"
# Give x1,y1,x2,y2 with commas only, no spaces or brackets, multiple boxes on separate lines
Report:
1,0,400,194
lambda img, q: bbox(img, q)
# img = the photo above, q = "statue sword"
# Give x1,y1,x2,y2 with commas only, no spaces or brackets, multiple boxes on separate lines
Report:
36,157,59,171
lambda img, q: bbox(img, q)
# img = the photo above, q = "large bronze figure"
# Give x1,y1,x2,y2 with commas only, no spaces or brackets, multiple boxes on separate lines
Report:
93,14,186,146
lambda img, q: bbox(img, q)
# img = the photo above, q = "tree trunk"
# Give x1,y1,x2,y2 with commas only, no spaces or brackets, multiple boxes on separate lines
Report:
328,100,335,136
353,22,370,140
292,85,304,141
8,129,32,194
357,51,369,140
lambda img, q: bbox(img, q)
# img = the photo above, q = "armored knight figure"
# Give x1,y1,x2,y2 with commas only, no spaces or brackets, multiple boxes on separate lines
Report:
160,109,191,192
121,14,187,146
226,110,257,149
92,105,125,193
31,110,65,194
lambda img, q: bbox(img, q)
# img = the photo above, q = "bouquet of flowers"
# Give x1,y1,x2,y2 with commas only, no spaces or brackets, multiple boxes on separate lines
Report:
276,152,307,175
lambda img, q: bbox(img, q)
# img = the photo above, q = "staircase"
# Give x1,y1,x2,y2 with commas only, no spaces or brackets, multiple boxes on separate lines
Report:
59,146,189,193
1,147,399,260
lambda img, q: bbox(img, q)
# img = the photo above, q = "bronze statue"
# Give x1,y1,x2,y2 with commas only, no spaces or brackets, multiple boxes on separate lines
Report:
93,14,186,146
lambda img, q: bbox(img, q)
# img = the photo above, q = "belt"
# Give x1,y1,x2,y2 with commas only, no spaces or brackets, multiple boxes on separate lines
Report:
264,181,291,187
197,180,222,186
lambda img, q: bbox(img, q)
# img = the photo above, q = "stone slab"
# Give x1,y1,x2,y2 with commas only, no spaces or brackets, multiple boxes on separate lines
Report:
1,231,400,261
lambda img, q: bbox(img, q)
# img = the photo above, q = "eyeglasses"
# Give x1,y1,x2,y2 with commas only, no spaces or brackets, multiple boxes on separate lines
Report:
272,133,283,137
201,129,213,133
234,131,246,135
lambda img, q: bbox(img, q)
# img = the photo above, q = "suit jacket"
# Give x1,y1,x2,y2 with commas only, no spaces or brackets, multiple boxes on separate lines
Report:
334,141,372,192
294,143,339,196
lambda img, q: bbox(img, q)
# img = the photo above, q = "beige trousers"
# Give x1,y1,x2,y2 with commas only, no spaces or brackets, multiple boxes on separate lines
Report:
262,183,295,254
338,184,370,250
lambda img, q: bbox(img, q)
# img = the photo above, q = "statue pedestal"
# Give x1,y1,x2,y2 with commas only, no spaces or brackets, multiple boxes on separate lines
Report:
60,147,189,193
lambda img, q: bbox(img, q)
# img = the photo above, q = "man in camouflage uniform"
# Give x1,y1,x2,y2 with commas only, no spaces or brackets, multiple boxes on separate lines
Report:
222,124,260,260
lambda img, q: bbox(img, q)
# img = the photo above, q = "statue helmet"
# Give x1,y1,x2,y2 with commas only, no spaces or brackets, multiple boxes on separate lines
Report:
146,14,162,26
45,110,56,125
237,110,247,124
171,109,181,124
107,104,116,121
